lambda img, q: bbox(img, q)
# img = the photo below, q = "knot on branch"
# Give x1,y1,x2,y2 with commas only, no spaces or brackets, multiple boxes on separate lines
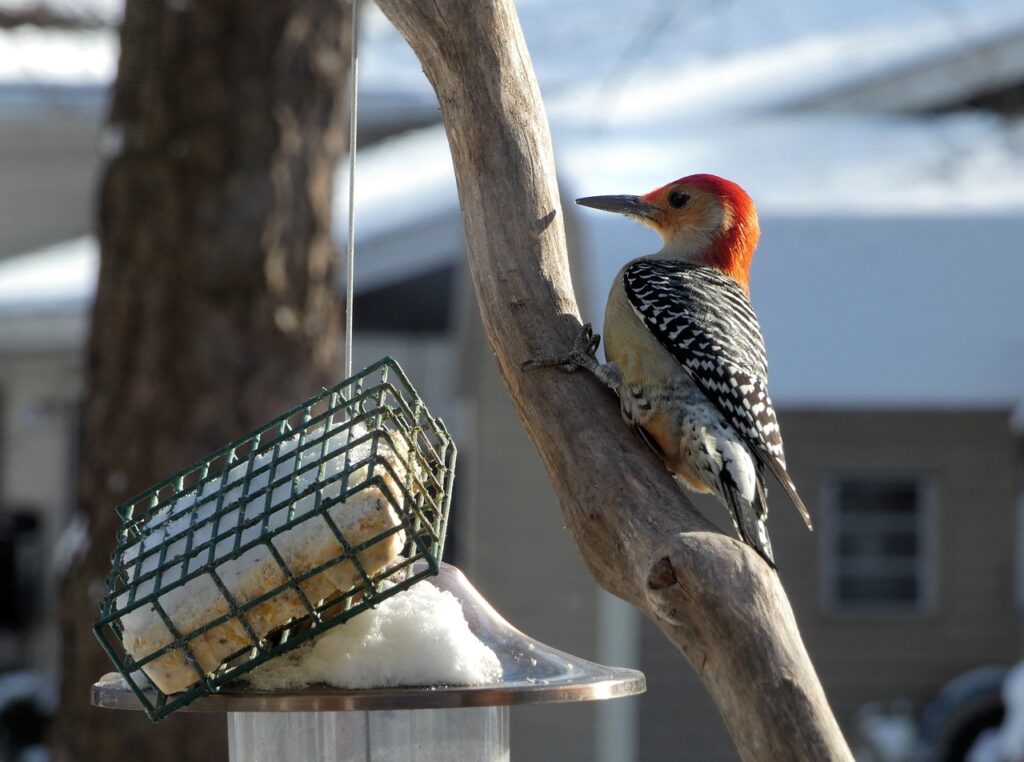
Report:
648,556,677,590
644,531,774,628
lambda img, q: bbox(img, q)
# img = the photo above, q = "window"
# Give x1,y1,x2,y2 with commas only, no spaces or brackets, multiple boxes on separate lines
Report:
823,476,934,613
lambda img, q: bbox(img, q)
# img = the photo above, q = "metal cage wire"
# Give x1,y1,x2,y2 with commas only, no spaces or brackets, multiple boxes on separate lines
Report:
93,357,456,721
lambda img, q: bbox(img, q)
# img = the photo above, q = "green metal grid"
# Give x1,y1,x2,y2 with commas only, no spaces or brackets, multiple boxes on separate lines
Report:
93,358,456,721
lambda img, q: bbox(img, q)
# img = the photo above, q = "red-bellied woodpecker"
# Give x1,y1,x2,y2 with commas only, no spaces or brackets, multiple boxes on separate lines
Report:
523,174,811,567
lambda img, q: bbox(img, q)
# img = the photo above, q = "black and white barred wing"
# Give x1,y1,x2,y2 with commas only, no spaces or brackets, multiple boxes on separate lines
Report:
622,259,811,528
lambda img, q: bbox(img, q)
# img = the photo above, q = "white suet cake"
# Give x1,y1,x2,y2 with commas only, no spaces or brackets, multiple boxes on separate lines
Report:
117,421,415,695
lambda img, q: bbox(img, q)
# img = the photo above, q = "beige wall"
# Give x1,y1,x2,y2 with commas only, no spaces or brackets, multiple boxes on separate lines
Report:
461,344,603,762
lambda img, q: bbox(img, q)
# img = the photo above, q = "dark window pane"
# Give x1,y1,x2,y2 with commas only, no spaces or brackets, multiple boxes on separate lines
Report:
837,574,918,604
831,477,926,610
837,479,918,515
880,532,918,557
839,532,883,557
838,530,918,558
354,265,456,334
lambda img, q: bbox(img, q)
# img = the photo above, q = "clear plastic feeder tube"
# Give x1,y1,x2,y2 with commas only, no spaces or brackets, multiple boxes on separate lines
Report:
228,707,509,762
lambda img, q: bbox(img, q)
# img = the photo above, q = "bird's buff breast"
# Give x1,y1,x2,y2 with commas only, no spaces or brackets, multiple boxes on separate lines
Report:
603,272,718,493
603,274,687,393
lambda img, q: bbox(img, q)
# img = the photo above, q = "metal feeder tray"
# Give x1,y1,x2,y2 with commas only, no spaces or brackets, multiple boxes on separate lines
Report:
93,357,456,721
92,563,647,762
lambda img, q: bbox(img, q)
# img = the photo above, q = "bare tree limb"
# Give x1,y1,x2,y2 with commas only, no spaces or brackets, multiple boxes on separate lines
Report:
374,1,853,759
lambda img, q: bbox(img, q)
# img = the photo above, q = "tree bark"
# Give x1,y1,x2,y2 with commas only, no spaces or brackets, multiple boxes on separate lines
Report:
53,1,350,759
374,1,853,760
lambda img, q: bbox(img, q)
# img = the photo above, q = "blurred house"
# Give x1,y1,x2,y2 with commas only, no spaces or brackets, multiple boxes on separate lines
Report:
1,1,1024,761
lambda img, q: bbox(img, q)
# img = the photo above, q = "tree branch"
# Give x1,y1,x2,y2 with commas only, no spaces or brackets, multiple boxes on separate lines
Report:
374,1,853,759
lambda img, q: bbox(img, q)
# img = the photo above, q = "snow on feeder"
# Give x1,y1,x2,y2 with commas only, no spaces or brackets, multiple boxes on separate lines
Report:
93,358,455,721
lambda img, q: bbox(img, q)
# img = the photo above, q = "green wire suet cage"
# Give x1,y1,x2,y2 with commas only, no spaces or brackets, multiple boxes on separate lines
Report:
93,358,456,721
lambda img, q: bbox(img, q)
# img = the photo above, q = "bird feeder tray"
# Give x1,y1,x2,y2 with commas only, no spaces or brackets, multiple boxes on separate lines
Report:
93,563,646,762
92,564,647,714
93,357,456,721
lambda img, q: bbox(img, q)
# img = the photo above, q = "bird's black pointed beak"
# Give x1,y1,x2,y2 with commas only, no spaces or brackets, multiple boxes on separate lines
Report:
575,194,660,221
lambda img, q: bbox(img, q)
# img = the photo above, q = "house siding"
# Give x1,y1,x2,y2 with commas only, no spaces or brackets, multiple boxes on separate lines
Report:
781,411,1022,729
633,411,1020,760
464,352,601,762
0,116,101,260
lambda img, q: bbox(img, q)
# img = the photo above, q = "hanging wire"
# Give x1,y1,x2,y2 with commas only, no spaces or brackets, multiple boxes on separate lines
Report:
344,0,360,380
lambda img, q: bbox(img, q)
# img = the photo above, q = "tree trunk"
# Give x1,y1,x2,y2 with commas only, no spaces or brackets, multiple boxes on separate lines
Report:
53,1,350,759
374,1,854,760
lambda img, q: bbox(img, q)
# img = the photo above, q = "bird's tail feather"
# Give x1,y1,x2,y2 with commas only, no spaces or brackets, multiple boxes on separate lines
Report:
724,481,775,568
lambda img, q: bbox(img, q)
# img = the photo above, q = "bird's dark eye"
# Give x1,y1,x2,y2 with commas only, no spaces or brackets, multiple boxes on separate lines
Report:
668,191,690,209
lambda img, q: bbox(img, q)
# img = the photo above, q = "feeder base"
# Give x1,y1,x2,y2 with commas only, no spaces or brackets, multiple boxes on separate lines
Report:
227,707,509,762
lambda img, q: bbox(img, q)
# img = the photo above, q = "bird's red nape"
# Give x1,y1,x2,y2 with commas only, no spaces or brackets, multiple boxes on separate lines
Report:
643,173,760,292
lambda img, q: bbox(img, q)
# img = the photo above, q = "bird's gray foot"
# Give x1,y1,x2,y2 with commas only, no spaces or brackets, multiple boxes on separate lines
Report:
521,323,601,374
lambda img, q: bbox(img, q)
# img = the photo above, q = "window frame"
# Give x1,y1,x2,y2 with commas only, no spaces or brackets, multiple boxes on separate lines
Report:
819,472,938,617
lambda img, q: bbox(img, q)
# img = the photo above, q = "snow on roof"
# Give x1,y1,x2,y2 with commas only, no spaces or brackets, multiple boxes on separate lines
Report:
0,236,96,316
7,108,1022,405
4,0,1023,406
1011,401,1024,438
361,0,1024,125
0,237,96,353
0,0,121,25
558,112,1024,217
794,22,1024,113
333,126,462,290
8,0,1022,114
0,26,115,88
547,3,1024,127
326,110,1024,408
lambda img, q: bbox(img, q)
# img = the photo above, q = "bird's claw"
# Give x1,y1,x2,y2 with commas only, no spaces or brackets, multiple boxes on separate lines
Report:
521,324,601,373
579,324,601,357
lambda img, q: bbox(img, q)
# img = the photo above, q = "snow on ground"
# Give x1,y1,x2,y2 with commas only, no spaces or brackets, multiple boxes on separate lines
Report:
855,702,918,761
968,662,1024,762
246,580,502,690
998,664,1024,760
